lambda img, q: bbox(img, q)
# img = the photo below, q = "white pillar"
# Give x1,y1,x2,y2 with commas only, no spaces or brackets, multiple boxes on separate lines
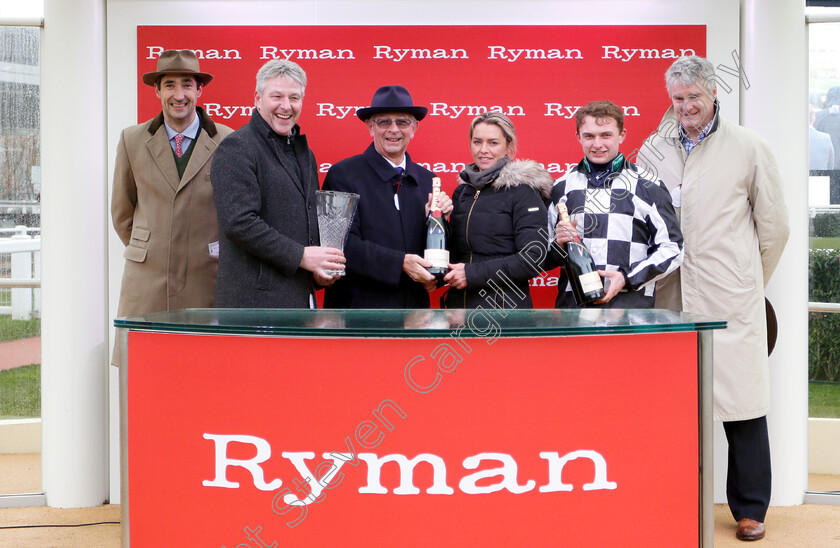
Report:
741,0,809,506
40,0,109,507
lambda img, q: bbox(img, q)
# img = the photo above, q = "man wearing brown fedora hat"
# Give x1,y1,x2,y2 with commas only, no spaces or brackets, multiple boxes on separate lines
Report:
322,85,452,309
111,49,232,363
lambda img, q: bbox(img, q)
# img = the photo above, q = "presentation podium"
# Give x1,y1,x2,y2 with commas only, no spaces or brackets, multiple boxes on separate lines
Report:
115,308,724,547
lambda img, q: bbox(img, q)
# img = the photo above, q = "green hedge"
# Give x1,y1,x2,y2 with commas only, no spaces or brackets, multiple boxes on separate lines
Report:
809,248,840,382
812,213,840,238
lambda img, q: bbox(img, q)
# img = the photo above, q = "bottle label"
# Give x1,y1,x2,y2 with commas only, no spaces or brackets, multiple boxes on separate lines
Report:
578,271,603,293
557,201,570,222
431,177,441,213
424,249,450,268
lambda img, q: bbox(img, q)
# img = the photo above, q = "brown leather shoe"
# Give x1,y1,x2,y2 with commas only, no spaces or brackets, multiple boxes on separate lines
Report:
736,518,766,541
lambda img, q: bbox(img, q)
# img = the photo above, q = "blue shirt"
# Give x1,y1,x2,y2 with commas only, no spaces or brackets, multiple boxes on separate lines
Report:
163,112,201,153
679,114,715,155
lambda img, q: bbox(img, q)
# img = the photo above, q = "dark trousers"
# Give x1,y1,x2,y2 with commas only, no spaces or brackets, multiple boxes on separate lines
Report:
722,416,772,522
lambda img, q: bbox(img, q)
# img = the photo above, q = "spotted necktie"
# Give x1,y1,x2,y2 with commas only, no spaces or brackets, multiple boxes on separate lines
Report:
174,134,185,158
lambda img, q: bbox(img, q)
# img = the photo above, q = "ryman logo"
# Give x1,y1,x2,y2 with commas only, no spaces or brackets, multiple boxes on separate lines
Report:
202,433,617,508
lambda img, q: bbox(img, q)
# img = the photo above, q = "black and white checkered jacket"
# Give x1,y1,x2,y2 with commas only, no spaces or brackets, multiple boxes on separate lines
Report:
546,157,683,308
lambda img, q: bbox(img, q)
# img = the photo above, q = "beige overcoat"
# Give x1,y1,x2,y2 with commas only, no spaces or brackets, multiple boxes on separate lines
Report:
639,107,789,421
111,108,233,318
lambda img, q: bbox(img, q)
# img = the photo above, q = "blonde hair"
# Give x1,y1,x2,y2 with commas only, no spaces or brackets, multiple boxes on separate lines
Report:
469,112,517,157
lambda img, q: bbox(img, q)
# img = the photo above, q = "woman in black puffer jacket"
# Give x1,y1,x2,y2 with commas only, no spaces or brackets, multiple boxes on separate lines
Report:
442,112,552,309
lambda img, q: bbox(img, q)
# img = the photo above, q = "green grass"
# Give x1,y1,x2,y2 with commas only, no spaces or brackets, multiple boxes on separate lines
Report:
0,316,41,418
0,364,40,419
0,316,40,342
809,381,840,418
810,237,840,250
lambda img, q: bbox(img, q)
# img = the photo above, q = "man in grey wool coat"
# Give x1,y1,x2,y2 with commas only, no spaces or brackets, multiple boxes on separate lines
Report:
211,60,344,308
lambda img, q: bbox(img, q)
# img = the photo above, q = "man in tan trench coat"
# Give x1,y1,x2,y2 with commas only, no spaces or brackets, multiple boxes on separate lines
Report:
639,56,789,542
111,50,233,362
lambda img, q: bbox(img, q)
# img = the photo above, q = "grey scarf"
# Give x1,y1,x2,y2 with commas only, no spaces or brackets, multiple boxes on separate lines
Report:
459,156,510,190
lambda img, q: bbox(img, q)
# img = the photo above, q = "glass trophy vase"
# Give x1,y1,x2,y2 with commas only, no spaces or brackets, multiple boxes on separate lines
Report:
315,190,360,276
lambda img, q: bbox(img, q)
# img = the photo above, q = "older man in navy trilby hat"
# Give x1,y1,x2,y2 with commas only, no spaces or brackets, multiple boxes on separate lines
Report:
355,85,430,121
323,85,452,309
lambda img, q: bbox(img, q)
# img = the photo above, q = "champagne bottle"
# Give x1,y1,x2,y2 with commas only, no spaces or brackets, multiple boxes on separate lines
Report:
424,177,450,279
556,201,604,305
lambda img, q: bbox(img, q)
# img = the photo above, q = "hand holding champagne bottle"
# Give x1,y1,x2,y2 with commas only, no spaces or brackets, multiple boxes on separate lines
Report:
555,201,605,306
424,177,450,280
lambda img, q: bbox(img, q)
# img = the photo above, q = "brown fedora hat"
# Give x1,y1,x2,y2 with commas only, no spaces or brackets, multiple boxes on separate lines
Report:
142,49,214,87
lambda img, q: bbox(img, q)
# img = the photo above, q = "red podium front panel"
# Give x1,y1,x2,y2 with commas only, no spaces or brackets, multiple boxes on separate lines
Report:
126,329,699,547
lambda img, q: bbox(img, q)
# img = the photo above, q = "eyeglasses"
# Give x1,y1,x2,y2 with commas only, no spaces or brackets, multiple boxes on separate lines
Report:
371,118,414,129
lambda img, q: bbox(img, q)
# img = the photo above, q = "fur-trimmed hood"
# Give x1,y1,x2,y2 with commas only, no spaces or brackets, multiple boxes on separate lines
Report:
492,159,554,201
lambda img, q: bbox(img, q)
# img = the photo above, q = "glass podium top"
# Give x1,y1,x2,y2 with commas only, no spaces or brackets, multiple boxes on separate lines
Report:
115,308,726,338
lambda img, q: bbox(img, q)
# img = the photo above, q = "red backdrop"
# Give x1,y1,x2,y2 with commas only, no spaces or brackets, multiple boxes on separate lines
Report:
137,25,705,306
127,329,700,547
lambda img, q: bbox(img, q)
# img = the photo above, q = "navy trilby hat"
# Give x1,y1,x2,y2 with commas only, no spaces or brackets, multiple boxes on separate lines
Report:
356,85,428,121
